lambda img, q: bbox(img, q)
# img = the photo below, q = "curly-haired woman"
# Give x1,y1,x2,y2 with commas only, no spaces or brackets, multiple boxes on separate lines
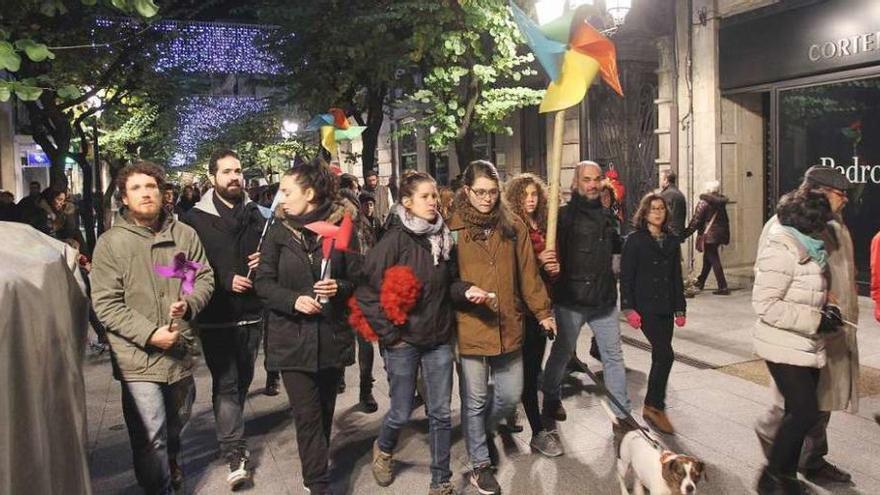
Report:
503,173,563,457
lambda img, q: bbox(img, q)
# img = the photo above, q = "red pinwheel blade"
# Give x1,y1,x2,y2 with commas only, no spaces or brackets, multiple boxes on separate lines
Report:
322,238,334,259
305,221,339,239
335,213,354,252
328,107,350,130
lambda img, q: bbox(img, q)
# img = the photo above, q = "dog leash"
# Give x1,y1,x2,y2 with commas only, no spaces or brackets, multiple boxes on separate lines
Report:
580,364,665,451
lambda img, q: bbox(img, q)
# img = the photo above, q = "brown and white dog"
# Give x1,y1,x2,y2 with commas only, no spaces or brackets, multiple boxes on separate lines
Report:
602,401,706,495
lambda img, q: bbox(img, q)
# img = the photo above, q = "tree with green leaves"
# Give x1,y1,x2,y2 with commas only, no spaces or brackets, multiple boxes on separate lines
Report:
407,0,543,165
251,0,434,179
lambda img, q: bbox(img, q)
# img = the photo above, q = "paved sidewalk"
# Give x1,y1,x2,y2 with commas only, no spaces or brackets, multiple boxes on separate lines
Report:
86,291,880,494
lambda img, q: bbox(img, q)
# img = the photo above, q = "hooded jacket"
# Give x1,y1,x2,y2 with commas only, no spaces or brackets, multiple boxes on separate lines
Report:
181,189,267,326
682,193,730,245
91,211,214,383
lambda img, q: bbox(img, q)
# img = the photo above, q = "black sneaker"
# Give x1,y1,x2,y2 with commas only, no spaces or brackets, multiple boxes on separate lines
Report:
264,373,280,396
225,450,250,490
360,388,378,413
800,460,852,485
469,465,501,495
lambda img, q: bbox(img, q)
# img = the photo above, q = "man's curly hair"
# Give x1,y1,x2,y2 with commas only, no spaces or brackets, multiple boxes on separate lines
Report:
504,173,548,232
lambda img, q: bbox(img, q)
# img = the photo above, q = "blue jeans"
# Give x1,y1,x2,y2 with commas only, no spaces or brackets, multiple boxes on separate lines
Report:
378,343,453,486
459,351,523,468
121,376,195,495
542,304,631,418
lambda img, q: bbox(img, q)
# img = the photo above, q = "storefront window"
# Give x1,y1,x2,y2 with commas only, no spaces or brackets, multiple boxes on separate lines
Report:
429,151,449,186
779,77,880,290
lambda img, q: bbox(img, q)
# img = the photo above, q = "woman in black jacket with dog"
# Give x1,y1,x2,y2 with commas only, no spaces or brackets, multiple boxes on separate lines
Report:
254,160,359,495
354,172,458,495
620,192,686,435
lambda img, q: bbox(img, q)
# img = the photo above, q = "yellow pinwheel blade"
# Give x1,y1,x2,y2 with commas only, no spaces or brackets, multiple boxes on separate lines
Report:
321,125,337,155
539,50,600,114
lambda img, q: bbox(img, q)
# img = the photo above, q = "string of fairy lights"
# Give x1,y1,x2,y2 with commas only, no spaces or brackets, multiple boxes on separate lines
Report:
94,18,281,167
169,96,268,168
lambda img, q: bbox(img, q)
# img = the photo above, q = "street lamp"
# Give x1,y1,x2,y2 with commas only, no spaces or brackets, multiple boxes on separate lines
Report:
606,0,631,25
281,119,299,139
534,0,629,27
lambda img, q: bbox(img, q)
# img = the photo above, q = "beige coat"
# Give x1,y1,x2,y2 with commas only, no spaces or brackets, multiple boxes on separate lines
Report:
752,221,827,368
818,218,860,412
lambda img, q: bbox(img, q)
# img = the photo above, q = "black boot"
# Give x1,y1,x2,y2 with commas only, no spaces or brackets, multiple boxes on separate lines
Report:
360,386,378,413
756,467,803,495
337,375,346,394
263,371,280,396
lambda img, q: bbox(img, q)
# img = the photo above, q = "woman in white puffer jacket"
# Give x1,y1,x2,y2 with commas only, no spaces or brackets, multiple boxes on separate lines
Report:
752,188,842,495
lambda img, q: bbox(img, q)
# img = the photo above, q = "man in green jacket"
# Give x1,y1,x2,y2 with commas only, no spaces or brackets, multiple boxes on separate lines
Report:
92,161,214,494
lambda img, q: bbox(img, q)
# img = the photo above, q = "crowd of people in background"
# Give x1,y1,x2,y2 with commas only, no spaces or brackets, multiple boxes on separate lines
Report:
8,149,880,495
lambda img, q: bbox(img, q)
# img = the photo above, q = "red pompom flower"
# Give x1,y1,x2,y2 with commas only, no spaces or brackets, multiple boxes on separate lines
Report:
348,265,422,342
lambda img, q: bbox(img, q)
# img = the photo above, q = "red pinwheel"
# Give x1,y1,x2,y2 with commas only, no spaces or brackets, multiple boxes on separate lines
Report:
305,212,354,260
154,252,202,296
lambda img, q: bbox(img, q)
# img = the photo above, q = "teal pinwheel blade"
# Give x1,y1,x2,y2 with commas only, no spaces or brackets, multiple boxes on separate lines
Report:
509,0,566,82
334,126,366,141
305,113,335,131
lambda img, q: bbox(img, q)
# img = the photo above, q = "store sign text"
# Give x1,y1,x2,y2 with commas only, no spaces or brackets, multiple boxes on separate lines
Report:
809,32,880,62
819,157,880,184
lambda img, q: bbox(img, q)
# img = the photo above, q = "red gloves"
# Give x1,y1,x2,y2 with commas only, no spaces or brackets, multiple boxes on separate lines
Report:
625,311,642,329
675,315,687,327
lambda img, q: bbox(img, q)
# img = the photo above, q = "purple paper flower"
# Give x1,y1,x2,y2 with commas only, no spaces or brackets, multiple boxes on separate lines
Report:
154,252,203,296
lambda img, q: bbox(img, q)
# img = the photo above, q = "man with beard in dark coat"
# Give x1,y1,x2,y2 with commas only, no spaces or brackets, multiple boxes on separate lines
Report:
182,149,266,490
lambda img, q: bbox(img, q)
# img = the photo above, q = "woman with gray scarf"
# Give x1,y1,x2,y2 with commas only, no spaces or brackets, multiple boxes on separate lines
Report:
354,172,459,495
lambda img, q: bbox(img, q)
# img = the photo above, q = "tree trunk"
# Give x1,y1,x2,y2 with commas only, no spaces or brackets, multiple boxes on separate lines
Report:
455,129,476,170
25,94,72,191
76,155,96,253
360,84,387,179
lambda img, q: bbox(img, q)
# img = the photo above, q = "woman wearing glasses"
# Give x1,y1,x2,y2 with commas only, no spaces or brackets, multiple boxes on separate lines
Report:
619,193,686,435
448,160,556,495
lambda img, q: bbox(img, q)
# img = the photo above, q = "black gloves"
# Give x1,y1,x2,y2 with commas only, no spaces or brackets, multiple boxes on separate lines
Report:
818,304,843,334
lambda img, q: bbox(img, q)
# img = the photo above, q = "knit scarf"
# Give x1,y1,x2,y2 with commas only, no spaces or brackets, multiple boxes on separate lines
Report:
394,204,453,265
281,200,333,231
782,225,828,269
454,194,500,241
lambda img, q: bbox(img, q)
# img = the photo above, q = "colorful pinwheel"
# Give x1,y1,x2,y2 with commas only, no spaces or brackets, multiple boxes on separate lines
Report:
510,1,623,113
305,107,367,155
509,1,624,248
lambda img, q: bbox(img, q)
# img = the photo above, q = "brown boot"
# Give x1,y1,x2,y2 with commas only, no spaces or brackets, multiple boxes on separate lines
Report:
643,406,675,434
371,440,394,487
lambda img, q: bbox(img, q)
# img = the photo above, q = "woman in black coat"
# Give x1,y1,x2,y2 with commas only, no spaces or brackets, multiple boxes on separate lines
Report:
254,160,359,495
620,192,686,435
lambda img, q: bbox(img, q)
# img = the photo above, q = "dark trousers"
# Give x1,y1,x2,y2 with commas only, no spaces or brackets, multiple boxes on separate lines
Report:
765,362,821,477
641,313,674,410
521,315,547,434
121,377,195,495
282,368,343,491
200,322,262,456
697,243,728,290
357,334,375,390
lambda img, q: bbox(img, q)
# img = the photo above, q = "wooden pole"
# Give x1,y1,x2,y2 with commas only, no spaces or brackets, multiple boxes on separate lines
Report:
545,109,566,249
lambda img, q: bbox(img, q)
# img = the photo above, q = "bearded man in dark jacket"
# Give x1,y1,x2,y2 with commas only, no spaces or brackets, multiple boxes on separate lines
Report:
182,149,266,489
540,161,636,445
